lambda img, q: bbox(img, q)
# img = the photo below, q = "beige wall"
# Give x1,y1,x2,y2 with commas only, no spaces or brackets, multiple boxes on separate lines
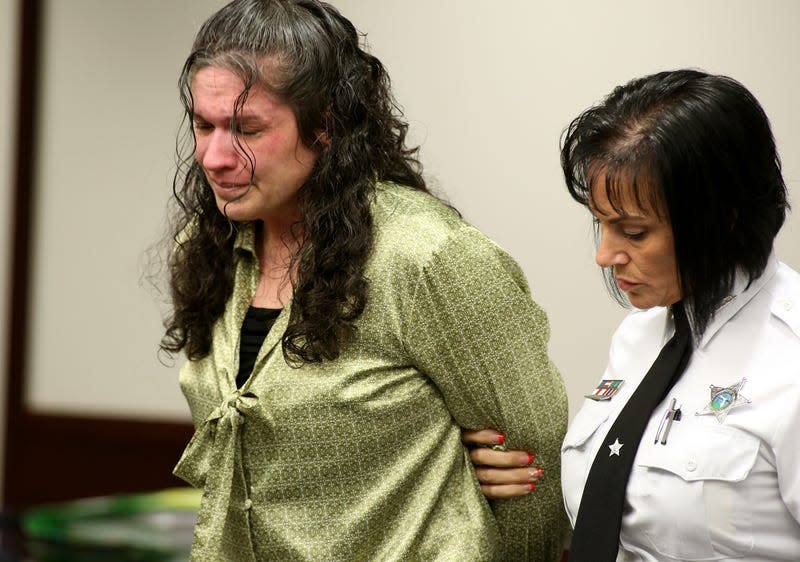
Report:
24,0,224,420
332,0,800,418
3,1,799,442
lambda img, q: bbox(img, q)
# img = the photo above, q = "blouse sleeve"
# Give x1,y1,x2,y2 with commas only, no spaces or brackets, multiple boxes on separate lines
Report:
402,225,569,561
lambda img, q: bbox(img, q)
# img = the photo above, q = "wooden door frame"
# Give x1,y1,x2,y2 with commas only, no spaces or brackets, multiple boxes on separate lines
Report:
2,0,193,510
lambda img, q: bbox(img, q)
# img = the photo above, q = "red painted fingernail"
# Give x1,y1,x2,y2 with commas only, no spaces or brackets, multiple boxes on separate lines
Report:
528,481,537,492
496,433,505,445
526,452,535,465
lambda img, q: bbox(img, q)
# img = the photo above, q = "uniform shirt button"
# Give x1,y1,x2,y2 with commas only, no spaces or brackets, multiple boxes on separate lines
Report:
686,460,697,472
244,498,253,510
782,298,793,311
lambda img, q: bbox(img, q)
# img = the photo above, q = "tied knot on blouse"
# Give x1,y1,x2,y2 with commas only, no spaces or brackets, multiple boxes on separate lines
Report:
174,389,259,489
174,388,261,561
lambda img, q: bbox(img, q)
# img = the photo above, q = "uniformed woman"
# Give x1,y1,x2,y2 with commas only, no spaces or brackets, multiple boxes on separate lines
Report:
463,69,800,561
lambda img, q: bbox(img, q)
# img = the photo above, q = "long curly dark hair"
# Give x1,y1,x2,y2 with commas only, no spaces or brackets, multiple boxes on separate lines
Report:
161,0,428,364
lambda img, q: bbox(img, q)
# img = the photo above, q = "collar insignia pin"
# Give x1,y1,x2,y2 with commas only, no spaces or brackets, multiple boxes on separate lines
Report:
586,379,624,401
608,438,623,457
696,377,751,423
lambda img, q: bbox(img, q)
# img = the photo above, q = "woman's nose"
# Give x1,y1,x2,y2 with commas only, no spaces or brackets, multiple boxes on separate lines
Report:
595,231,628,267
199,131,239,172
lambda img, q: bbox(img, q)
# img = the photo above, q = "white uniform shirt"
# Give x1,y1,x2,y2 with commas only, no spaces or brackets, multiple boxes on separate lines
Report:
562,256,800,561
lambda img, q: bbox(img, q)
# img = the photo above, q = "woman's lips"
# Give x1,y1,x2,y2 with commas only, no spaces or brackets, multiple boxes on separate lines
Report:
211,181,250,200
616,277,639,292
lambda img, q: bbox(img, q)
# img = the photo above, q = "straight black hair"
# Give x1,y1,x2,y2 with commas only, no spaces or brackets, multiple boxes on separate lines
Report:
561,69,788,336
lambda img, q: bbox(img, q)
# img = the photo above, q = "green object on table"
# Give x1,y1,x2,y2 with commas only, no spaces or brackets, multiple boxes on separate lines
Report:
21,487,201,562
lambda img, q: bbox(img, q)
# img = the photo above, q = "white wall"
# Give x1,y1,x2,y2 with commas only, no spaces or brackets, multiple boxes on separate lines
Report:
9,0,800,428
0,0,20,494
332,0,800,418
24,0,224,420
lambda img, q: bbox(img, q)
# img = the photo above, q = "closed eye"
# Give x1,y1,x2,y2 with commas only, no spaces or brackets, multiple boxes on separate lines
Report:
232,116,268,138
192,120,213,133
236,128,262,137
623,230,646,241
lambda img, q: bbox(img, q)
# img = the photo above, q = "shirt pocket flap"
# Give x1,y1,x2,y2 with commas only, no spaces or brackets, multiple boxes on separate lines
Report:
636,425,759,482
562,401,611,450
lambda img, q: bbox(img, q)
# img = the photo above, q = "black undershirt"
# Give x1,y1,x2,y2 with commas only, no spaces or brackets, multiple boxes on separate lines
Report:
236,306,281,388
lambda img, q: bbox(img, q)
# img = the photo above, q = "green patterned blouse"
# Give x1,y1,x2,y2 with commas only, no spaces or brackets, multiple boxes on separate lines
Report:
174,183,568,561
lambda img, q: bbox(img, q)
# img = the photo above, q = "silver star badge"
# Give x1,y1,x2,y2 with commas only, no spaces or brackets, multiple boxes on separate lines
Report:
696,377,751,423
608,438,623,457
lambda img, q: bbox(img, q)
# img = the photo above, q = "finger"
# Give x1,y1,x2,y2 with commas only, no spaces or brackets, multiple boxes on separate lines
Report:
480,482,538,499
474,466,544,486
460,428,505,447
469,447,534,468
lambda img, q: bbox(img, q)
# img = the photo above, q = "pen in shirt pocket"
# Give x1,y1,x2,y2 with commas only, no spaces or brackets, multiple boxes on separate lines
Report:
654,397,682,445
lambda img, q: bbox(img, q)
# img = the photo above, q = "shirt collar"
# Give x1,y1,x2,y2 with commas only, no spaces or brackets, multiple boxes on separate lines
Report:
233,222,257,257
695,253,779,349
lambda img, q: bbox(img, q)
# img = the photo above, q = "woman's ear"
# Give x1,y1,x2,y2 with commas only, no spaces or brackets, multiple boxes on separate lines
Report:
316,105,332,147
309,105,331,149
315,129,330,147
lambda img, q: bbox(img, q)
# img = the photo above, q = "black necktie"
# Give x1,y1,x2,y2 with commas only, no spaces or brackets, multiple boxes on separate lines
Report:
568,302,693,561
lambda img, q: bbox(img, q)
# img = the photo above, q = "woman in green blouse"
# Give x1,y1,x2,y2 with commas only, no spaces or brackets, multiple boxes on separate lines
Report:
162,1,568,559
